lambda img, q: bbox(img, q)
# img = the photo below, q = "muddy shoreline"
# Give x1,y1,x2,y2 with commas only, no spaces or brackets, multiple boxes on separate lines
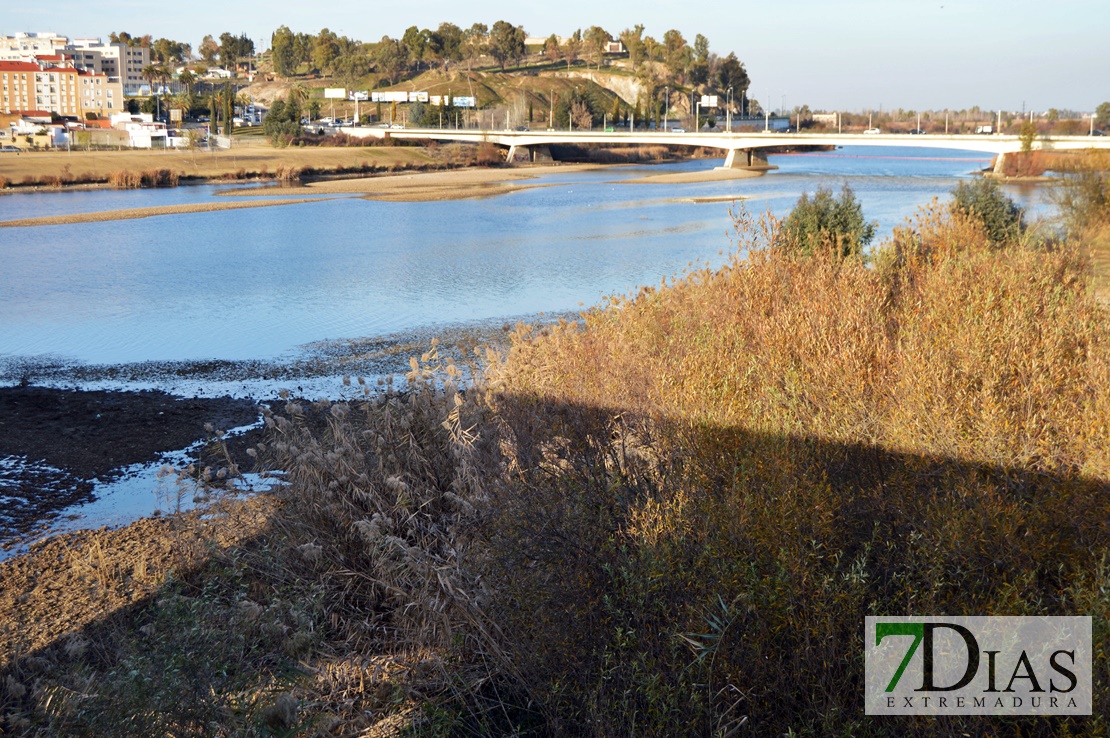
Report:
0,386,261,543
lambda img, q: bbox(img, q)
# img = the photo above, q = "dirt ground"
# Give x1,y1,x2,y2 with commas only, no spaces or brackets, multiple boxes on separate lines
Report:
0,386,260,541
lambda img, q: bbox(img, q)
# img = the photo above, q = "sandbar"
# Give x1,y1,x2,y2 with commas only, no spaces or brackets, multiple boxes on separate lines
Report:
0,197,329,228
625,167,770,184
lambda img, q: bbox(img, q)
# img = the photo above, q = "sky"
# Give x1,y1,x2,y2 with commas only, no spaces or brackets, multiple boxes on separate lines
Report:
4,0,1106,113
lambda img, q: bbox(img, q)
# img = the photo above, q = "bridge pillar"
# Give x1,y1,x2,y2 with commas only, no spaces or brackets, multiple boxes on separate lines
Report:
992,152,1007,175
506,144,553,165
722,148,775,171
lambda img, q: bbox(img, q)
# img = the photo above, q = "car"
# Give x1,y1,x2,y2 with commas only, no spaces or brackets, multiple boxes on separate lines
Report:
389,123,405,129
864,128,881,134
670,127,685,133
0,145,20,153
909,129,927,135
1092,130,1107,136
515,125,529,131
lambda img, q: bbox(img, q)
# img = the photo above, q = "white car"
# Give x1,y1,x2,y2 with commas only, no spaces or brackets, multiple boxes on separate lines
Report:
864,128,881,135
670,127,686,133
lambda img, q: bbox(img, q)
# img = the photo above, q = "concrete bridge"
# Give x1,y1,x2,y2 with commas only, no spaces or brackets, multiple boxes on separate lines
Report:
339,125,1110,174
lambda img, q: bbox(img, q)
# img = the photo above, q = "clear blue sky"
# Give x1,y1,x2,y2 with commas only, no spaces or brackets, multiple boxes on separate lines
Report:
4,0,1105,113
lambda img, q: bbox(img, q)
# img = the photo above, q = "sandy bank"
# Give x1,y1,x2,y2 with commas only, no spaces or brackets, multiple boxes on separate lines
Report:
298,163,598,201
625,167,770,184
0,197,329,227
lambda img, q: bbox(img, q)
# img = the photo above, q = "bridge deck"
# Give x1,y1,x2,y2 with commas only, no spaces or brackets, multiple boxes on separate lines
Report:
340,126,1110,156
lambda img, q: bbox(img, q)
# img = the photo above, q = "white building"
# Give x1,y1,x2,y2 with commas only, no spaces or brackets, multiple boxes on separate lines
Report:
110,112,168,148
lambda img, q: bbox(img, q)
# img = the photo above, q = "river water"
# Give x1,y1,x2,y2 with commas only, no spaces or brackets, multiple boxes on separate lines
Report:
0,146,1046,378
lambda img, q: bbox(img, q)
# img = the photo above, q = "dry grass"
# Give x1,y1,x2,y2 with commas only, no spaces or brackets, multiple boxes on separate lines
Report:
0,143,435,187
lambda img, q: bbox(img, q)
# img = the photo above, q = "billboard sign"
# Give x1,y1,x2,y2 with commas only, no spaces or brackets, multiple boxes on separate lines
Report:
324,87,347,99
700,95,718,108
371,91,409,103
349,90,369,101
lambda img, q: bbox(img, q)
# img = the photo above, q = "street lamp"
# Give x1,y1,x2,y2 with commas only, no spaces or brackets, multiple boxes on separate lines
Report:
664,87,670,131
727,86,732,131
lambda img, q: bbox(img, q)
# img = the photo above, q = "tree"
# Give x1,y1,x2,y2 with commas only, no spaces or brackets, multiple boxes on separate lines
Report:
584,26,610,69
427,23,463,71
333,52,370,91
620,26,646,69
152,38,190,65
662,29,689,81
313,28,340,75
178,69,196,94
950,179,1025,244
565,29,582,69
716,53,750,105
373,36,409,85
464,23,488,72
1019,120,1037,153
1096,102,1110,129
778,184,877,258
544,34,561,64
218,32,254,70
198,35,219,65
402,26,428,70
489,21,525,70
271,26,298,77
263,90,302,141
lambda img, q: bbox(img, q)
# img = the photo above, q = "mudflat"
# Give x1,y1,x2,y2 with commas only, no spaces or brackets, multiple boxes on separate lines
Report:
0,386,259,542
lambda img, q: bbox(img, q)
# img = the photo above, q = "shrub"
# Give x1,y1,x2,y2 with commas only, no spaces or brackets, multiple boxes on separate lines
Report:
476,142,504,167
950,177,1025,244
1050,151,1110,231
776,183,876,258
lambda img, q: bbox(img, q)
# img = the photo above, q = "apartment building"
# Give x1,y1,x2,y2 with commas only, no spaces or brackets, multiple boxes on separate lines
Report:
0,32,68,57
0,59,123,117
69,38,151,96
2,34,151,96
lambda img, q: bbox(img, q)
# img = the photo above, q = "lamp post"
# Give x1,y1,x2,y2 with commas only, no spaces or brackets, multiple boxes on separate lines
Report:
664,87,670,131
727,86,733,131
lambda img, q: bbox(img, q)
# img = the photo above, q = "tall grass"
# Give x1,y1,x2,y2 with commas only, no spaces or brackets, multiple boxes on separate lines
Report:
107,168,181,189
251,196,1110,735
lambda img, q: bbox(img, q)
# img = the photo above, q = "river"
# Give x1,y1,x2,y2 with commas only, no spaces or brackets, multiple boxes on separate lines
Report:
0,146,1048,385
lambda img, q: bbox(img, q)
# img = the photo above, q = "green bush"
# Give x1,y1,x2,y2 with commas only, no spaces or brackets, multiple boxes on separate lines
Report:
776,184,876,258
950,178,1025,244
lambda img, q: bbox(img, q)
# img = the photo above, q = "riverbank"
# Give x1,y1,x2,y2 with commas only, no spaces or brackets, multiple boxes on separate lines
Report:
0,386,261,547
0,142,437,190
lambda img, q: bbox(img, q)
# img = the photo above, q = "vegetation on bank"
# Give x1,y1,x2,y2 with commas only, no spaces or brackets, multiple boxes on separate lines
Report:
2,177,1110,736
